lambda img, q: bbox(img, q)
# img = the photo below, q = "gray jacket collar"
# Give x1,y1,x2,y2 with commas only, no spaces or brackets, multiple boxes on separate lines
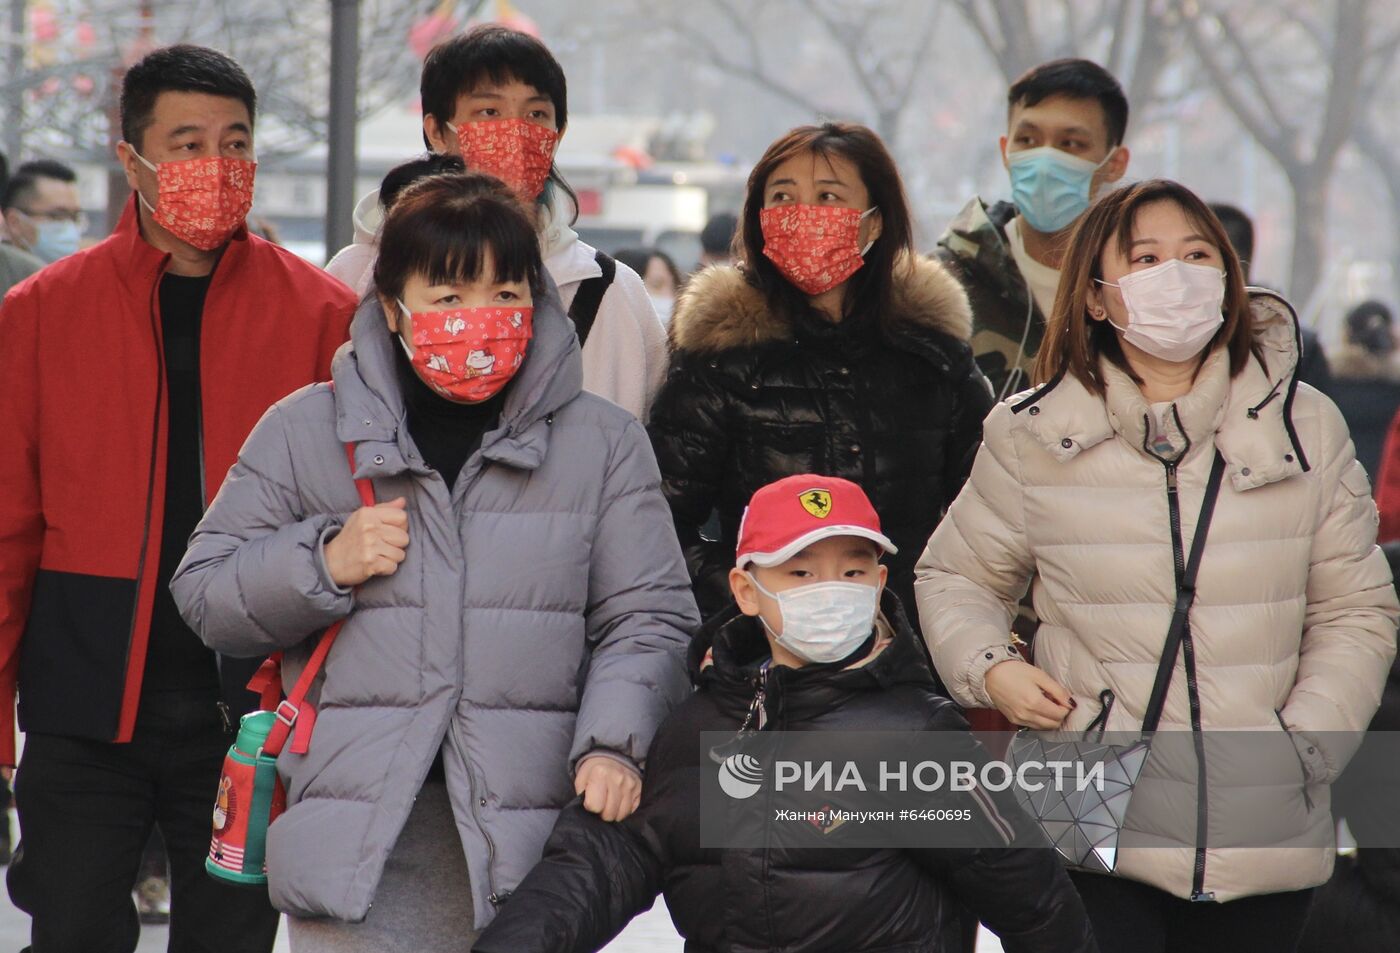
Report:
331,277,584,481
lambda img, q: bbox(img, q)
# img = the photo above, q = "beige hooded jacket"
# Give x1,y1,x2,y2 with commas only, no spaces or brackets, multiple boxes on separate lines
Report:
916,292,1398,901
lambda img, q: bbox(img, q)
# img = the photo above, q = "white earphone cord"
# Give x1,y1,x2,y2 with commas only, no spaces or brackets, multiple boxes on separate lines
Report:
998,277,1037,402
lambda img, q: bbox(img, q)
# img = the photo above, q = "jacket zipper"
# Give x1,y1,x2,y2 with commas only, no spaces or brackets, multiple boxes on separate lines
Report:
1165,461,1213,902
445,457,506,906
758,666,776,943
195,252,231,509
447,717,504,906
119,264,171,722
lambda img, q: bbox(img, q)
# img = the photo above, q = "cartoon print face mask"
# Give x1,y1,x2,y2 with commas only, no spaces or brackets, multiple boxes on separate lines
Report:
396,302,533,402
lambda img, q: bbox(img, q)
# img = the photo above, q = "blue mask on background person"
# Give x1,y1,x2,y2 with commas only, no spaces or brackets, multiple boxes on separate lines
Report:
1007,146,1116,234
30,219,82,264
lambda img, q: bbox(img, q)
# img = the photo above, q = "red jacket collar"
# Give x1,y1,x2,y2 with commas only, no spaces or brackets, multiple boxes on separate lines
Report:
109,193,253,297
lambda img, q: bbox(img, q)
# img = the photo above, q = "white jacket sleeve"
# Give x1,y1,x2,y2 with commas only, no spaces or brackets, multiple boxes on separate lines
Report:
577,261,667,423
915,403,1037,708
1283,398,1399,782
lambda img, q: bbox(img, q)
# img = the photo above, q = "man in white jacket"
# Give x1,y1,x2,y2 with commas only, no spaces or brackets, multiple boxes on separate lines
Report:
325,25,666,422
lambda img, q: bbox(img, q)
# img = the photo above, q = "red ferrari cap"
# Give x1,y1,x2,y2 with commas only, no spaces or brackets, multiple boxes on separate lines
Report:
735,474,896,569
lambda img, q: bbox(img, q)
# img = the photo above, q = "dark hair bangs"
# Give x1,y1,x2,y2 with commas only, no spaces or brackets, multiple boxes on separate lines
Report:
417,210,539,290
373,172,544,302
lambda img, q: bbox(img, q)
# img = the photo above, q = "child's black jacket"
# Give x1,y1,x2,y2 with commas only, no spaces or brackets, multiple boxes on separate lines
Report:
475,592,1097,953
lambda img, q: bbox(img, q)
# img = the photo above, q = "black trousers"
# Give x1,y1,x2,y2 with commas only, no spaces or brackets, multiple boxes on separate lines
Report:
7,690,280,953
1070,871,1314,953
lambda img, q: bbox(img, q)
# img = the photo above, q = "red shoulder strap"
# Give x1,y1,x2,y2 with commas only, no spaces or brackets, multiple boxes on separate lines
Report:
257,442,375,757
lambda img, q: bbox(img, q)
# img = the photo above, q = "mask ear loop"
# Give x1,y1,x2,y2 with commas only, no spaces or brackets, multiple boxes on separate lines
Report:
745,571,784,639
395,300,417,360
128,147,162,217
1091,276,1134,336
859,206,879,257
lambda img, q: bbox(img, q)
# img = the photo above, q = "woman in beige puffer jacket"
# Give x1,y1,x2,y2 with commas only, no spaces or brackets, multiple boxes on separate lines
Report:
916,180,1398,953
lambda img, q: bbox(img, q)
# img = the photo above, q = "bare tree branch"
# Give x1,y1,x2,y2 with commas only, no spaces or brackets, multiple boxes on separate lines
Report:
1178,2,1293,165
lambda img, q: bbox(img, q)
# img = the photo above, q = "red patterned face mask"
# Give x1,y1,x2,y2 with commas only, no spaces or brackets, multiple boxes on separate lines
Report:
397,302,533,403
133,152,257,251
760,204,878,296
450,118,558,201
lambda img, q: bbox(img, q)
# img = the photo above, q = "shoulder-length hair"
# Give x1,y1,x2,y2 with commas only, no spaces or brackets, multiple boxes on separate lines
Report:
1032,179,1255,395
372,171,545,303
738,122,914,324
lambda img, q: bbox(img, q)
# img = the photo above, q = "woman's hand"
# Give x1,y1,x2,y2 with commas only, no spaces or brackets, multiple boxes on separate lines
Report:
323,498,410,587
575,755,642,822
984,659,1074,729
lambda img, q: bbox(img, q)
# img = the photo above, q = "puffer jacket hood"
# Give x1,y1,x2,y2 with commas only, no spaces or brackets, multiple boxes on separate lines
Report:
173,277,697,929
1016,291,1307,492
351,188,381,245
648,257,994,632
1330,343,1400,383
917,291,1399,902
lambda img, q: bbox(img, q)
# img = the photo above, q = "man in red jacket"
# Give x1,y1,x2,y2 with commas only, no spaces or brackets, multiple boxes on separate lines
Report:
0,45,354,952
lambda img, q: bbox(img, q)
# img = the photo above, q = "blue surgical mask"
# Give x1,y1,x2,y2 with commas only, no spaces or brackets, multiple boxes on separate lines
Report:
30,219,82,264
1007,146,1117,234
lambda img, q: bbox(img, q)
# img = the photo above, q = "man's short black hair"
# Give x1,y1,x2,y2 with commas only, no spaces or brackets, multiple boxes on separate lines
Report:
2,159,78,211
120,44,256,151
420,26,567,134
1208,202,1255,280
1007,58,1129,147
17,159,76,184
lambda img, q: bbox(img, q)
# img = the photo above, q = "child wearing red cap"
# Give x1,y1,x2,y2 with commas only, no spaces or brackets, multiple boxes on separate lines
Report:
474,476,1096,953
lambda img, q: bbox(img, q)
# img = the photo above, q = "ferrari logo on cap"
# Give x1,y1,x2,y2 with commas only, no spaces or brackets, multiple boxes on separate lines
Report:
800,489,833,519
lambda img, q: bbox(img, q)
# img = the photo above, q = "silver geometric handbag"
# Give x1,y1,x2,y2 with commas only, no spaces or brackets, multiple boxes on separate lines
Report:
1007,717,1150,871
1007,451,1225,872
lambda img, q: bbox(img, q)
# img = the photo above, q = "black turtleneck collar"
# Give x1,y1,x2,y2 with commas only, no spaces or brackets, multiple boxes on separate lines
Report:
392,335,508,490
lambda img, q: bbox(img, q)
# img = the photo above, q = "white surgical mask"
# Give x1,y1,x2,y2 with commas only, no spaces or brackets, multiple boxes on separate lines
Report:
649,294,675,326
1097,258,1226,363
748,574,879,664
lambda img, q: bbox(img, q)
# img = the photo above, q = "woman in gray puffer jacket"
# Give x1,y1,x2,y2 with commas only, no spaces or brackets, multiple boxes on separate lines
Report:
172,172,698,951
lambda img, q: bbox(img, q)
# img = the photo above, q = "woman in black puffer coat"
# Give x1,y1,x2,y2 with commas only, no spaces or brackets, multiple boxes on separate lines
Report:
472,589,1095,953
648,123,993,623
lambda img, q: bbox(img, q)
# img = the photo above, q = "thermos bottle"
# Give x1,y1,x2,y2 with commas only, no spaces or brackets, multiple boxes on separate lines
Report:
207,710,287,885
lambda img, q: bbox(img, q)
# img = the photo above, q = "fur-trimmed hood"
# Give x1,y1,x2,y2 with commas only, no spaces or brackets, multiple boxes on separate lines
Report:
669,254,973,354
1330,343,1400,383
